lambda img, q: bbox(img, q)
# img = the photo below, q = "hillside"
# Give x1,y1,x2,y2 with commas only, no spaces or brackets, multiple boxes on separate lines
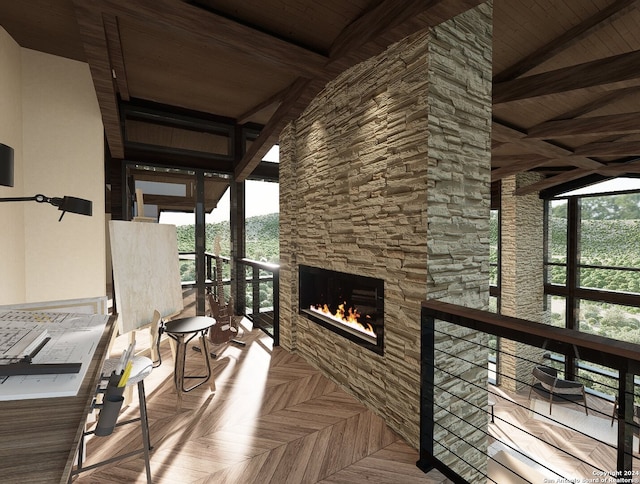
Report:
175,212,279,262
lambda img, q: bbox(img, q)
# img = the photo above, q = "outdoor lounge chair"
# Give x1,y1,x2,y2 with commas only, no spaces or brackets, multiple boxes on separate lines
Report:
529,365,589,415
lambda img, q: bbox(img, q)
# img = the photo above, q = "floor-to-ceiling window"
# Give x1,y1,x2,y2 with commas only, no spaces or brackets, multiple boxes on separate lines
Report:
488,207,500,383
544,180,640,397
126,163,232,317
489,183,501,384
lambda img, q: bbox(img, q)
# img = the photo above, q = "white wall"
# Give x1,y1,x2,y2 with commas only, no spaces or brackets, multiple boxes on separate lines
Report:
0,27,106,304
0,28,26,303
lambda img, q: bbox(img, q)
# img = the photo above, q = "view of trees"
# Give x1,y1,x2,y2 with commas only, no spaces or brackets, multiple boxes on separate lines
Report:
549,194,640,293
173,212,280,311
490,193,640,397
549,193,640,397
174,212,279,259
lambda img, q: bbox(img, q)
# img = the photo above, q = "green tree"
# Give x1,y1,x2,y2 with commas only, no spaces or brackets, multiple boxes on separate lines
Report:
581,193,640,220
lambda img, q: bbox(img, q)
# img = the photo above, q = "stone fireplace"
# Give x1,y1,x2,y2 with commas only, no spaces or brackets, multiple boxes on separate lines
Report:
298,264,384,355
278,4,492,481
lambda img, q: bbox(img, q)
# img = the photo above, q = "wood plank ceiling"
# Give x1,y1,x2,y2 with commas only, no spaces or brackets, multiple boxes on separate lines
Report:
2,0,640,197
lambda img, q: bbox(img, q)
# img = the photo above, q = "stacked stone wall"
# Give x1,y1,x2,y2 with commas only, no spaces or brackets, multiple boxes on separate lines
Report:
278,5,492,478
426,5,492,481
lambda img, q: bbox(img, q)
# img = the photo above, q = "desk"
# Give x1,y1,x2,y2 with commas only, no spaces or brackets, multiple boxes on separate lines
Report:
0,315,117,484
164,316,216,409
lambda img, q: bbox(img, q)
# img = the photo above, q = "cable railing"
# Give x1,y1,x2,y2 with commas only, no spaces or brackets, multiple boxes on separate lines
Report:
419,300,640,484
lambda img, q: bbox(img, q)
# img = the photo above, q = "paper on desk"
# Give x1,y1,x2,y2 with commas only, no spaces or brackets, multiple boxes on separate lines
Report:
0,311,109,401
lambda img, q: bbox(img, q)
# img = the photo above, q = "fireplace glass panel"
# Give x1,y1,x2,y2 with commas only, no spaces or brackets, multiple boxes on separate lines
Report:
298,265,384,355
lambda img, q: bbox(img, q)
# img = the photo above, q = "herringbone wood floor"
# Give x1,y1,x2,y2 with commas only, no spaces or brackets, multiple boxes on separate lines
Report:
73,320,449,484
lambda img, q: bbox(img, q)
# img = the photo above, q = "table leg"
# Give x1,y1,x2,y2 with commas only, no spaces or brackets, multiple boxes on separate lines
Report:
174,335,186,410
200,333,216,393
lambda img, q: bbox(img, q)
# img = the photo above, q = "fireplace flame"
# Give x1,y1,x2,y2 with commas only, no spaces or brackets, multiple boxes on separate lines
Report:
310,302,375,336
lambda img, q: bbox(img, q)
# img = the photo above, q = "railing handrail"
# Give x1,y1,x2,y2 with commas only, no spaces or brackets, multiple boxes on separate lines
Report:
421,299,640,371
420,299,640,481
179,251,230,262
238,257,280,272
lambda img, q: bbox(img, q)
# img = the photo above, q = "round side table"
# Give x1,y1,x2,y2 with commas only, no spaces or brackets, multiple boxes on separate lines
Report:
163,316,216,409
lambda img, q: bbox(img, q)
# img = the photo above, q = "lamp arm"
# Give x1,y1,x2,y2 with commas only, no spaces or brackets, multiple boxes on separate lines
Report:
0,193,92,221
0,195,41,203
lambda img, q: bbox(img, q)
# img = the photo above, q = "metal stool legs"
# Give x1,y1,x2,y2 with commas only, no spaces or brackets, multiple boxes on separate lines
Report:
168,329,214,409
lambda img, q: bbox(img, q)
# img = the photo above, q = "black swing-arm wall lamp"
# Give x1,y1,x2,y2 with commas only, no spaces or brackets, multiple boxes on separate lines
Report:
0,194,92,221
0,143,93,221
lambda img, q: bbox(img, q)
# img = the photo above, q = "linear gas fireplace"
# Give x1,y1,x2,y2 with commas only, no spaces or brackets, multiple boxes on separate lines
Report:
298,265,384,355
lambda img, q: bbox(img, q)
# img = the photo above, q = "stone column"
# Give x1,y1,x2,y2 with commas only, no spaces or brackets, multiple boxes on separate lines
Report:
426,4,493,481
499,173,545,392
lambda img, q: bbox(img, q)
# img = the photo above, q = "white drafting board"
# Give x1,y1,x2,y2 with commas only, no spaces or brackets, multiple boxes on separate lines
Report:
109,221,183,334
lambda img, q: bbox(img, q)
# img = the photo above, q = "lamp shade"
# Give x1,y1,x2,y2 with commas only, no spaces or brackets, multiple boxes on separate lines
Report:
59,196,92,216
0,143,14,187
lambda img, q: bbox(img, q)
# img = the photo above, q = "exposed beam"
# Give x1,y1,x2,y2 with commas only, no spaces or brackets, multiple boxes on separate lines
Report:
493,0,640,83
236,85,290,126
236,0,483,181
492,153,555,167
491,156,554,181
492,121,526,143
551,87,640,121
573,140,640,157
72,0,124,158
103,14,129,101
596,158,640,175
493,50,640,105
515,168,598,196
527,112,640,139
235,78,320,180
101,0,329,79
329,0,441,59
492,120,606,170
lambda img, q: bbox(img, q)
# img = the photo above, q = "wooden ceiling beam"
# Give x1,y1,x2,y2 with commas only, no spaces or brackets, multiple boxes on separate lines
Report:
527,112,640,139
513,157,640,195
551,87,640,121
235,0,483,181
494,49,640,105
573,140,640,157
235,78,321,180
103,14,129,101
72,0,124,158
492,153,555,166
493,0,640,83
236,84,290,126
515,168,598,196
491,156,554,181
492,120,606,170
328,0,441,59
595,158,640,175
101,0,328,79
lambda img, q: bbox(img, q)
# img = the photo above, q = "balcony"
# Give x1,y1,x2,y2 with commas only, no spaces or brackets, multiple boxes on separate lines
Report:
176,252,279,343
419,300,640,483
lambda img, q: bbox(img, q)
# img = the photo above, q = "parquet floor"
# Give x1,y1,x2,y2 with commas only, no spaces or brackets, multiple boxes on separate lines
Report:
73,320,449,484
